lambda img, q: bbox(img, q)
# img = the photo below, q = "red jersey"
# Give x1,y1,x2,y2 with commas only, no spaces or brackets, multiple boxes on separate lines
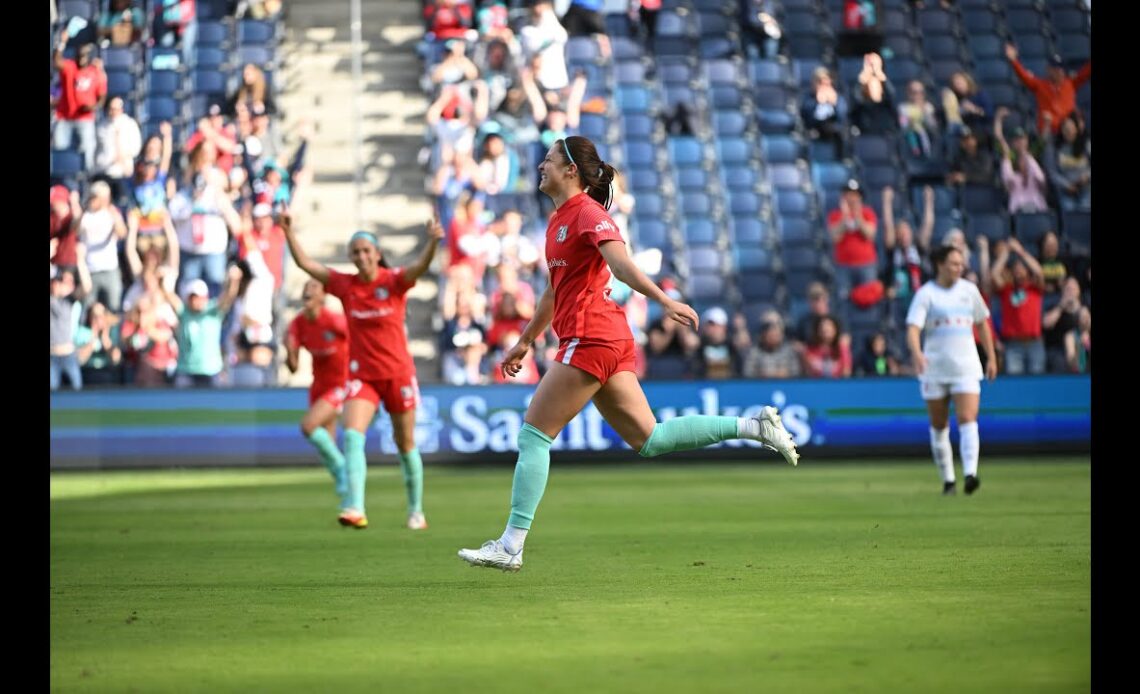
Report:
51,212,78,267
827,206,879,266
55,60,106,122
325,268,416,379
245,224,286,292
998,282,1044,340
288,307,349,393
545,193,632,341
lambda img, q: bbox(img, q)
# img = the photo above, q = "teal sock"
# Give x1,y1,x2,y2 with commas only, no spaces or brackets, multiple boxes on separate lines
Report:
397,448,424,514
307,429,347,497
506,423,555,530
638,416,740,458
343,429,367,513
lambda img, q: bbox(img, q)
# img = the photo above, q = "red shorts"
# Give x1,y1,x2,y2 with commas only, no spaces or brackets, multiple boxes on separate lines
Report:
344,374,420,414
554,338,637,385
310,382,347,410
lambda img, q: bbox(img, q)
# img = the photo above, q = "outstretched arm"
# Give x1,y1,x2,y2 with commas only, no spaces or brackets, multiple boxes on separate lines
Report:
599,239,698,329
401,213,445,283
280,207,331,284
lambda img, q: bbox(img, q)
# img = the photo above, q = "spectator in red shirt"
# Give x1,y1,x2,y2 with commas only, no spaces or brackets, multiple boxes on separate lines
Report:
52,35,107,171
184,104,239,176
50,185,81,273
827,178,879,297
991,237,1047,375
425,0,475,42
1005,45,1091,136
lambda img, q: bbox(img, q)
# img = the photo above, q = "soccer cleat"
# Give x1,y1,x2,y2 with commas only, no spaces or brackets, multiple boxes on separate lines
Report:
338,509,368,529
943,481,957,495
752,406,800,466
406,511,428,530
457,540,523,572
964,475,980,495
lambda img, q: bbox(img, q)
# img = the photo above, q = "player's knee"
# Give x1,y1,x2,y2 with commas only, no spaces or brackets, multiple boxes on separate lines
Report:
343,428,366,452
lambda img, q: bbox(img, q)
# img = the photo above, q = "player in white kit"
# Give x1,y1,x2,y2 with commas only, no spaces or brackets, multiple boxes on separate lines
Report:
906,245,998,495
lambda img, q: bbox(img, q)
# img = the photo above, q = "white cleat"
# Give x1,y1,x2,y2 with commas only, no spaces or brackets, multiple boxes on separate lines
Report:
406,511,428,530
754,406,800,466
457,540,524,572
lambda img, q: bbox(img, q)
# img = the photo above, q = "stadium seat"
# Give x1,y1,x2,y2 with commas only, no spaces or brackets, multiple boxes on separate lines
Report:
668,137,704,167
1013,211,1059,248
722,165,759,191
728,191,763,217
679,192,713,218
730,217,771,246
196,21,230,48
965,212,1011,243
768,163,807,190
684,219,718,245
614,61,645,85
760,135,803,164
713,111,748,138
238,19,277,46
635,219,670,248
1060,210,1091,251
676,167,710,190
959,185,1006,214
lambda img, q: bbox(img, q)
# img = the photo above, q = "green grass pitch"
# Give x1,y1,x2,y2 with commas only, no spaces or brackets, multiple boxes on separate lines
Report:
50,457,1090,693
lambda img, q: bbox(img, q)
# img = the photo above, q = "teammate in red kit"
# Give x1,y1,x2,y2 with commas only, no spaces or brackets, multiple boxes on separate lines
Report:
282,207,443,530
285,278,350,509
458,136,801,572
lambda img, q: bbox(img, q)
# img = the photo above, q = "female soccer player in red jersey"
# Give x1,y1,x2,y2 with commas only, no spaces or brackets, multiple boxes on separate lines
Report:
285,278,350,509
282,208,443,530
459,136,800,572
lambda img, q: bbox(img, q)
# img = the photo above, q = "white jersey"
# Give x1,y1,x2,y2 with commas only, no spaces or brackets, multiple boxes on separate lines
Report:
906,279,990,381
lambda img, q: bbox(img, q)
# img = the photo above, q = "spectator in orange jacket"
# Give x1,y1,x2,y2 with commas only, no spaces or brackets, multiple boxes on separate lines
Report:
1004,44,1090,136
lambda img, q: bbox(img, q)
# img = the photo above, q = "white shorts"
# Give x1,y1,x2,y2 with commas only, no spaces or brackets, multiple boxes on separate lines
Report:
920,378,981,400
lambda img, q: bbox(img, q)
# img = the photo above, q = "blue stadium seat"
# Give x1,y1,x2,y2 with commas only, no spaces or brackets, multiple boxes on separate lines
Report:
960,185,1006,214
629,168,662,193
1057,34,1091,64
100,46,137,72
916,8,957,35
757,109,796,134
238,19,277,46
813,161,853,192
684,219,718,245
142,96,181,123
739,273,781,302
196,0,230,21
147,70,182,96
730,217,771,246
752,84,793,111
685,247,723,274
195,46,228,71
965,212,1011,243
699,37,736,60
679,192,713,218
624,142,657,169
760,135,803,164
59,0,96,19
1050,9,1090,35
779,217,817,246
615,60,645,85
617,85,651,113
923,34,963,62
728,191,762,217
967,34,1004,61
196,21,230,47
566,37,600,63
713,111,748,137
106,70,136,100
1013,211,1059,248
735,247,775,272
853,135,895,165
656,10,693,37
782,246,825,272
578,113,608,140
668,137,704,167
1060,210,1091,251
676,167,710,190
237,45,275,68
611,37,643,60
703,60,739,86
962,9,999,34
722,165,759,191
709,85,743,110
774,190,813,218
1005,9,1047,35
787,34,827,60
622,113,655,140
635,219,670,247
51,149,84,177
716,137,753,166
751,59,788,86
605,13,634,38
688,273,729,302
768,163,807,190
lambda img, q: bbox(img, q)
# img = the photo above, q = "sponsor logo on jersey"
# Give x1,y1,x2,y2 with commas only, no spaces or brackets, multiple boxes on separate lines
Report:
323,330,335,342
556,225,568,242
547,258,568,268
594,220,616,233
375,286,389,300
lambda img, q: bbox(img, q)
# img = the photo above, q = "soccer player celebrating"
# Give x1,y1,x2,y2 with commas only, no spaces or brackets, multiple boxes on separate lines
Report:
282,207,443,530
285,278,350,510
906,245,998,496
458,136,800,572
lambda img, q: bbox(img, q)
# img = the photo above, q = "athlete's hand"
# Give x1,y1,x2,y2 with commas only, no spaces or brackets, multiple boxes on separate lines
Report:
985,358,998,381
664,299,699,331
279,204,292,233
500,340,531,379
912,352,927,376
426,210,444,241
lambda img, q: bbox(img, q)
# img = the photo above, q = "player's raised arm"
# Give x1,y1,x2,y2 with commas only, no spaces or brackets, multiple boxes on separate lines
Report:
280,206,331,285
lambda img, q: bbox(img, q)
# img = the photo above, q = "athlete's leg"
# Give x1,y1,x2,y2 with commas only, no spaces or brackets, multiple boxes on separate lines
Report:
924,390,956,491
952,390,982,493
593,372,798,463
342,394,379,522
389,408,425,519
301,398,347,503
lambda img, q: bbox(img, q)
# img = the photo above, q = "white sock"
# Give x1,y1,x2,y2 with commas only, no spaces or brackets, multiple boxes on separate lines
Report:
737,417,760,439
930,427,955,483
959,421,979,478
500,525,528,555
